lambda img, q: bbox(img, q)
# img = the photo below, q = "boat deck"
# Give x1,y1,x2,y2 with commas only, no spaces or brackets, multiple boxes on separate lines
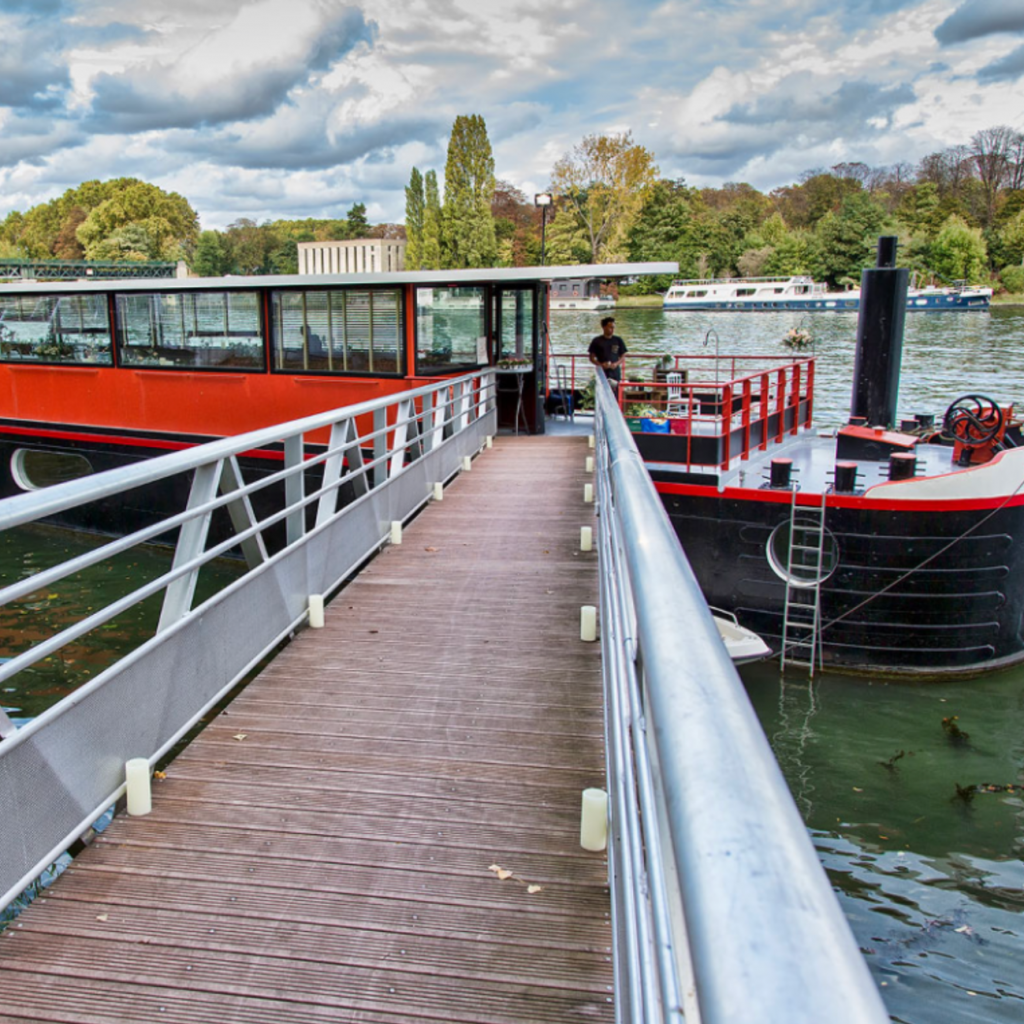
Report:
0,436,613,1023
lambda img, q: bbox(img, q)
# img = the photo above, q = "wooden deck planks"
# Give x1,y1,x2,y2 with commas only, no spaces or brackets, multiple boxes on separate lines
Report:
0,435,613,1024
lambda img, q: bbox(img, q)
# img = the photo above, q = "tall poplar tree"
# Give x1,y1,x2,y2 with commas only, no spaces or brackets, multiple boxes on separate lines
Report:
421,170,443,270
442,114,497,268
404,167,425,270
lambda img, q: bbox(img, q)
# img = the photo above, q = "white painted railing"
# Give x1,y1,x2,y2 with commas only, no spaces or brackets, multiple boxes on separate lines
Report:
592,369,889,1024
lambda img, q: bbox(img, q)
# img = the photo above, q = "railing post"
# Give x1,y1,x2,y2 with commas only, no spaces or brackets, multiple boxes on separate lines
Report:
721,384,733,468
805,358,815,427
741,378,752,461
759,372,770,451
791,362,802,436
775,367,786,443
373,407,388,486
284,433,305,546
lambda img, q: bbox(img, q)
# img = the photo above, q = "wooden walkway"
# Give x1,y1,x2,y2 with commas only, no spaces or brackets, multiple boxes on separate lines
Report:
0,436,612,1024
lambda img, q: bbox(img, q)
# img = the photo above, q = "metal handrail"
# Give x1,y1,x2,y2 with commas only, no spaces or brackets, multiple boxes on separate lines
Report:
592,368,888,1023
0,369,496,911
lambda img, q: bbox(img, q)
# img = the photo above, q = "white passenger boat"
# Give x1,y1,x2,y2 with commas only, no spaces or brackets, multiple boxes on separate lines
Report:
662,275,991,312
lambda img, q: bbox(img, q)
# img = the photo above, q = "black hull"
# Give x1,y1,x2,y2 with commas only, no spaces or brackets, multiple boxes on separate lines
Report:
656,485,1024,677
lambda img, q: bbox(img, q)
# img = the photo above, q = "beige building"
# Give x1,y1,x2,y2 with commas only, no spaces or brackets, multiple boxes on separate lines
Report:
297,239,406,275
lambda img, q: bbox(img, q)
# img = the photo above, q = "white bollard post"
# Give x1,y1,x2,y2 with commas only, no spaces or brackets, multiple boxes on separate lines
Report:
584,483,594,504
580,788,608,851
581,605,597,642
485,435,493,449
463,456,472,471
433,482,444,501
588,434,595,449
391,521,403,545
126,758,152,816
308,594,325,628
580,526,593,552
586,456,594,473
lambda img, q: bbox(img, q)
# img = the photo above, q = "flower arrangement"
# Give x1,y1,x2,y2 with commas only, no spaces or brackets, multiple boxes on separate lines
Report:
782,327,813,351
497,355,531,369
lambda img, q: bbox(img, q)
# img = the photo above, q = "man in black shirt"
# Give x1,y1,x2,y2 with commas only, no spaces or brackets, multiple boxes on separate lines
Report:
588,317,627,386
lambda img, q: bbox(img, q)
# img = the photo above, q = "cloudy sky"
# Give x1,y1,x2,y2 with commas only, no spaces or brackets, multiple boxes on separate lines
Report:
1,0,1023,231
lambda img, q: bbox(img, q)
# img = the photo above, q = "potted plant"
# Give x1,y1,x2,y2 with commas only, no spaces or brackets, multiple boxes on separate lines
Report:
496,354,531,370
638,405,670,433
781,327,813,351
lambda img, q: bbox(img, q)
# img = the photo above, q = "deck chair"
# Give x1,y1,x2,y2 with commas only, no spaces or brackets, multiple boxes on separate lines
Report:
666,372,688,417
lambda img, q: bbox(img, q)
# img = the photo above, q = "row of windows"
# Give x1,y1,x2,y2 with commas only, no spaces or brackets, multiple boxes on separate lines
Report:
0,286,514,376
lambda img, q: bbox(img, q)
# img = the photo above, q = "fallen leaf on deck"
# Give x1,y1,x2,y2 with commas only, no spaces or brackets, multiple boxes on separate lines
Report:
233,733,248,741
527,885,543,894
488,864,513,881
153,771,167,780
96,914,109,922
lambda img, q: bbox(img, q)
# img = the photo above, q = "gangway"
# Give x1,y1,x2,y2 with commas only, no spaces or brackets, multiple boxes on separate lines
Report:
0,370,888,1023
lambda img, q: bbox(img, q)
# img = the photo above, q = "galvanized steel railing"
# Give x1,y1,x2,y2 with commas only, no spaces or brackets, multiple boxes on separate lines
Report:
592,369,888,1024
0,371,496,912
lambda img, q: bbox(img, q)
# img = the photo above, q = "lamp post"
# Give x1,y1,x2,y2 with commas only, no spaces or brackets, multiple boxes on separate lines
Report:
535,192,553,266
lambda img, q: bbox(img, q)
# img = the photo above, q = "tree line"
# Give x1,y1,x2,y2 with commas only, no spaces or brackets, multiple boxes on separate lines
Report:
4,122,1024,293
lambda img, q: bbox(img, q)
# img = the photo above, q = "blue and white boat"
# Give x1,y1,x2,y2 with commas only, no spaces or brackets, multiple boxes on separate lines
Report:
662,275,991,312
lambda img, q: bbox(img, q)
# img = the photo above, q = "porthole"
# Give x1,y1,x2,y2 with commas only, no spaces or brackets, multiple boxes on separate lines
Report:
766,517,839,588
12,449,95,491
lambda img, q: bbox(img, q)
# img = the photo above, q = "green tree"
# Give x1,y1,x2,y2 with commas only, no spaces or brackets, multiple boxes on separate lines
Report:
929,215,988,281
443,114,497,268
404,167,425,269
811,192,890,285
223,219,271,274
421,170,443,270
87,223,157,261
551,131,658,263
995,209,1024,266
192,230,231,276
346,202,370,237
76,180,199,261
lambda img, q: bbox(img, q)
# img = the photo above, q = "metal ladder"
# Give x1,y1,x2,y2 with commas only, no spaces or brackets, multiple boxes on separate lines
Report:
780,488,827,676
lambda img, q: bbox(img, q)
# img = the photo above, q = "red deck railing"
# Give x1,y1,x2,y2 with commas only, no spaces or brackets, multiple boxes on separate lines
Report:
547,352,815,470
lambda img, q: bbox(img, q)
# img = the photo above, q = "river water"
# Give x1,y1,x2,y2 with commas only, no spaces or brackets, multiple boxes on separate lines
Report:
3,308,1023,1018
551,306,1024,1023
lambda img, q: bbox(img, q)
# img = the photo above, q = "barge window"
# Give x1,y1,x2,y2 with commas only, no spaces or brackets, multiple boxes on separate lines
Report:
0,294,113,365
271,288,402,375
116,292,264,370
416,287,486,373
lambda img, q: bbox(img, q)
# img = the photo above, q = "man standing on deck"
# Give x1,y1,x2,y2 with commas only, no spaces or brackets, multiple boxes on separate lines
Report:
588,316,627,387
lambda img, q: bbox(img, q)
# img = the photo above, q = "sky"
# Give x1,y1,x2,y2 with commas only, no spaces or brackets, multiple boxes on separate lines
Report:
1,0,1023,232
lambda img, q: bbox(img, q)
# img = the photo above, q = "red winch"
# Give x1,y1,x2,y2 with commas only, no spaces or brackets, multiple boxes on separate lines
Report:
943,393,1016,465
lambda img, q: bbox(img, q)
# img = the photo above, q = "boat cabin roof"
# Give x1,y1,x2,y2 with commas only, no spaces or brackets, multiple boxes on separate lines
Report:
0,262,678,296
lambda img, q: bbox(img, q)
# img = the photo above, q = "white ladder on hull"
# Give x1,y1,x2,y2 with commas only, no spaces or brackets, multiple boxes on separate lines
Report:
780,488,827,676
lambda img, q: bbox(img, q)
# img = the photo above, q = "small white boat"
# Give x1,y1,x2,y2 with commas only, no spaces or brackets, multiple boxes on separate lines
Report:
712,610,771,664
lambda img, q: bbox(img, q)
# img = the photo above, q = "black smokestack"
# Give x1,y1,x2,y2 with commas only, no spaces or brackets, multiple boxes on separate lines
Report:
849,236,908,428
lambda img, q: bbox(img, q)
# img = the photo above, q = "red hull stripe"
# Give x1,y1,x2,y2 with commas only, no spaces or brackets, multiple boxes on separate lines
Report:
653,479,1024,513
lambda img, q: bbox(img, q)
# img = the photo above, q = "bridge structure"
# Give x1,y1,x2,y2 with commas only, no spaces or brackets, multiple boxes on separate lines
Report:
0,371,888,1023
0,258,179,281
